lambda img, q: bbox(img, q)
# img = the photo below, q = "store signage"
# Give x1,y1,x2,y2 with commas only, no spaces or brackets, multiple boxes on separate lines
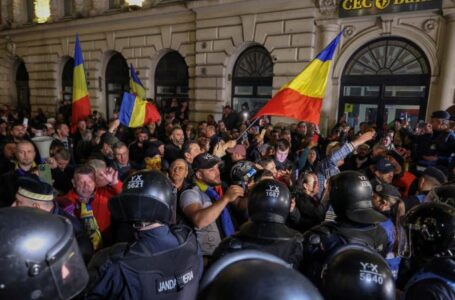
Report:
339,0,442,18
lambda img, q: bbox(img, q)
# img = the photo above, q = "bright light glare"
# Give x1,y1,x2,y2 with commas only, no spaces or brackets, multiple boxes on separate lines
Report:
24,236,45,251
34,0,51,23
126,0,144,7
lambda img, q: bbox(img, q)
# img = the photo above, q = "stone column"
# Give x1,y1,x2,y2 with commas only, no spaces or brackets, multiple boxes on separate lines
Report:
437,9,455,114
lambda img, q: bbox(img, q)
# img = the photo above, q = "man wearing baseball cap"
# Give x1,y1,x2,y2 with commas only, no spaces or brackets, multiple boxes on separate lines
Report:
180,153,244,259
371,181,402,277
371,158,395,186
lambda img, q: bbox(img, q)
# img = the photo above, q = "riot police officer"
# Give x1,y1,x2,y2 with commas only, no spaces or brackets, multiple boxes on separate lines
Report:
210,179,303,268
320,244,396,300
399,202,455,299
199,250,322,300
86,170,202,299
0,207,89,299
301,170,388,287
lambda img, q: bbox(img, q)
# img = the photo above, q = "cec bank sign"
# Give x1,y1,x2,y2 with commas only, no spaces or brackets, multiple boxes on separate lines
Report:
339,0,442,17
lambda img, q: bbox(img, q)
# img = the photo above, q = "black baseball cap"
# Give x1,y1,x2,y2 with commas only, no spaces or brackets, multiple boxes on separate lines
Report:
375,158,395,173
192,153,222,171
431,110,450,120
372,182,401,199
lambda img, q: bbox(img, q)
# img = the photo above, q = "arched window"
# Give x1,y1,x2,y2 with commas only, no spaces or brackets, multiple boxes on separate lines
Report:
340,38,430,132
232,46,273,116
62,58,74,102
16,60,30,115
105,53,129,119
155,51,188,110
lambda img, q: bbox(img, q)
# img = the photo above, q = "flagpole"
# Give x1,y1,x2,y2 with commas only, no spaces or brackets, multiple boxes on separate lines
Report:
236,117,260,142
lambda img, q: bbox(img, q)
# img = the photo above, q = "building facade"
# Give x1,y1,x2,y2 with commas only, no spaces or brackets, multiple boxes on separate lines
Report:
0,0,454,132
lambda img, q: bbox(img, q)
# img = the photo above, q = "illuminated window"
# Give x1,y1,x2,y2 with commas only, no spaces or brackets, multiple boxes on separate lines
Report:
232,46,273,115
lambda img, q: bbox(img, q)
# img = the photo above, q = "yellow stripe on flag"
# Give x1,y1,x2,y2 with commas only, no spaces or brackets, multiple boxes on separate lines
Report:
281,59,331,99
129,97,147,127
73,64,88,102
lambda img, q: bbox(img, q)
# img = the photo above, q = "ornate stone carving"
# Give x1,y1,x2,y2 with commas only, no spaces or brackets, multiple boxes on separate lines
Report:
423,19,436,32
5,36,16,58
317,0,338,17
89,0,107,16
343,25,355,38
378,17,393,35
74,0,89,17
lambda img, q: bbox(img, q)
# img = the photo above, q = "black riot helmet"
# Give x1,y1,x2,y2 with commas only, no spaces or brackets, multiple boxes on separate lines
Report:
0,207,89,300
199,250,322,300
230,160,257,187
399,202,455,259
426,184,455,208
329,171,387,224
321,244,396,300
248,179,290,224
109,170,176,224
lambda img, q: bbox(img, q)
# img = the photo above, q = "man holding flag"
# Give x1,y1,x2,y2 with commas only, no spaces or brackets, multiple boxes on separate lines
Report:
71,35,91,133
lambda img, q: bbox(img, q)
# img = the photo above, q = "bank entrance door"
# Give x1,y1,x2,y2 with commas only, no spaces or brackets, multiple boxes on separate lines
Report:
339,38,430,132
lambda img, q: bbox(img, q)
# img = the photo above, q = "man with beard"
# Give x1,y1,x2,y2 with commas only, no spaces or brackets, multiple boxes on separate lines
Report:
180,153,244,259
341,143,371,171
370,158,395,187
164,126,184,164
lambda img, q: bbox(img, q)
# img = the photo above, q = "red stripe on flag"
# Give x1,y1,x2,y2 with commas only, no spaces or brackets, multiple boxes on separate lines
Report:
144,102,161,125
254,88,323,124
71,95,91,133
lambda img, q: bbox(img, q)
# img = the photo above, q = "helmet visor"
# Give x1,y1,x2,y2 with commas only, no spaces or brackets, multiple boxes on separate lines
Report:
49,239,89,299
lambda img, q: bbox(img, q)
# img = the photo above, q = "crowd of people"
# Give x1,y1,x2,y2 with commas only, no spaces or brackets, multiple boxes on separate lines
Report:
0,100,454,299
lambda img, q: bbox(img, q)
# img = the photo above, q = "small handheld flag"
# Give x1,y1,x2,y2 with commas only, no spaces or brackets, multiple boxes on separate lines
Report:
119,92,160,128
254,32,343,124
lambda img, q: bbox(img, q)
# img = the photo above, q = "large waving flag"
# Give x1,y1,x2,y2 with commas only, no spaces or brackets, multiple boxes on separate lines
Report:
119,92,160,128
130,64,146,99
71,35,91,133
254,32,342,124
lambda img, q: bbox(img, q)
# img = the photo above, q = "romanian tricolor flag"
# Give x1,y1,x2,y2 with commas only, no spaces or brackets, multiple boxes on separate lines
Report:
130,64,146,99
71,35,91,133
119,92,160,128
254,32,342,124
